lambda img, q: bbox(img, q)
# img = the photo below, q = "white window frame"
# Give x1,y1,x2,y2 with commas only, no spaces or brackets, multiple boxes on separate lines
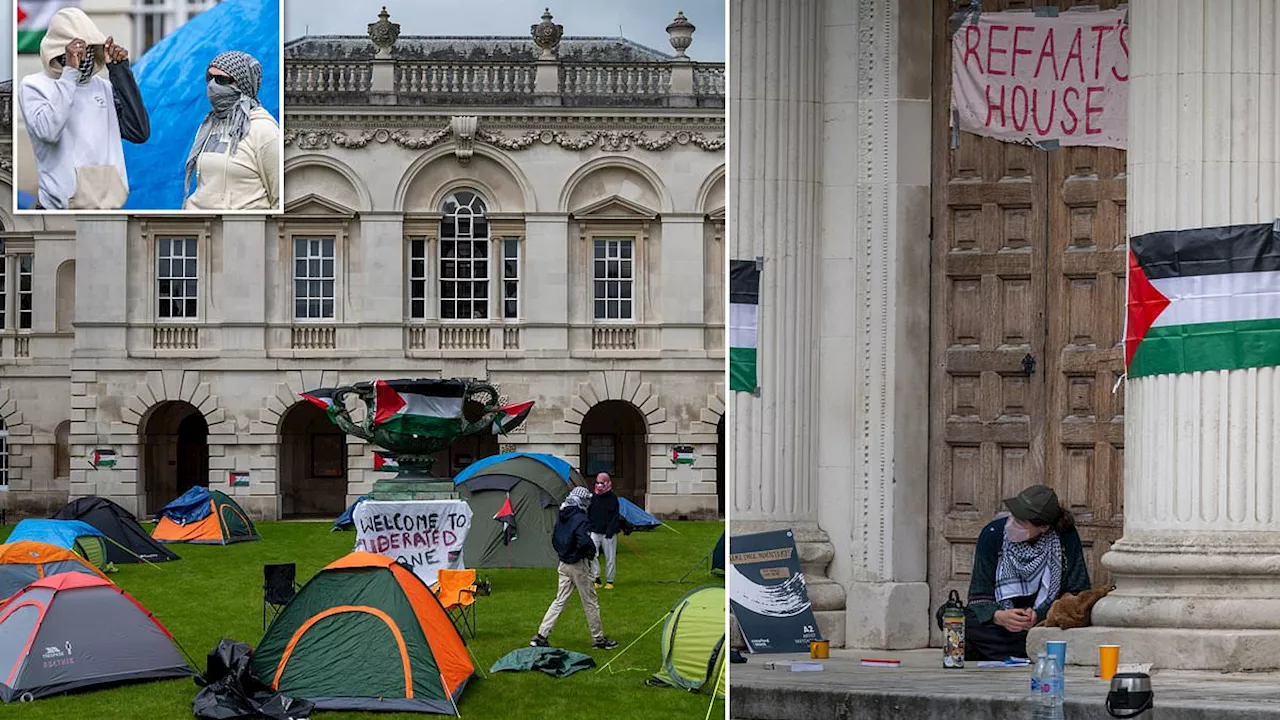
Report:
438,191,491,322
574,204,652,326
408,238,429,321
0,426,8,491
131,0,221,57
143,221,211,325
156,236,199,322
0,251,7,331
501,237,521,320
16,254,32,331
292,236,337,321
591,238,634,322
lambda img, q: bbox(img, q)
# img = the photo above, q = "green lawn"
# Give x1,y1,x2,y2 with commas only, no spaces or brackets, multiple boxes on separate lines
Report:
0,519,725,720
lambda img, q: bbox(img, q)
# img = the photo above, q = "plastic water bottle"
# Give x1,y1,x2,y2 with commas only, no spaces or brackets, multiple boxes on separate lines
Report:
1043,654,1065,720
1029,653,1049,719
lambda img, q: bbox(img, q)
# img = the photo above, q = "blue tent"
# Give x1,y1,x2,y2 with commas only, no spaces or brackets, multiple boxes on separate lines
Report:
331,496,367,532
7,519,105,550
16,190,36,210
619,497,661,531
452,452,577,486
155,486,213,524
122,0,280,210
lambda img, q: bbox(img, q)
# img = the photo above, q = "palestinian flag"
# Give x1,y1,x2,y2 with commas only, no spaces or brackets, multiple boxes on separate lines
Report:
494,494,518,545
492,400,534,435
90,448,116,469
299,388,340,423
671,447,696,465
18,1,80,54
373,451,399,472
730,259,760,393
1126,222,1280,378
372,379,465,438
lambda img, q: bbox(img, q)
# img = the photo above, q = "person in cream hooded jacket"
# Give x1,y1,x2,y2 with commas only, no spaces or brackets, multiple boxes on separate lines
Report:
19,8,149,210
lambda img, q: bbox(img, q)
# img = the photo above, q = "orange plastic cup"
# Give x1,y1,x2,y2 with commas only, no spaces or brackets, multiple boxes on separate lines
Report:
1099,645,1120,680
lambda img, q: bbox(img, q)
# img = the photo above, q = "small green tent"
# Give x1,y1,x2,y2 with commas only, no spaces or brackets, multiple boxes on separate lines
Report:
649,585,726,697
453,453,584,568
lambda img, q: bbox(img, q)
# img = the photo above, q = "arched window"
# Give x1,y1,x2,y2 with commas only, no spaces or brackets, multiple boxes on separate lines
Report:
439,191,490,320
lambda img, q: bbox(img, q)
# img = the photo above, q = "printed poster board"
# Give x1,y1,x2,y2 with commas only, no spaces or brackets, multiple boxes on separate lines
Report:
729,529,821,653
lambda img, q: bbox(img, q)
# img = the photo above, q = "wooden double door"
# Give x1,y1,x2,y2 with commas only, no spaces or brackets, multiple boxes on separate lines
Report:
927,0,1129,640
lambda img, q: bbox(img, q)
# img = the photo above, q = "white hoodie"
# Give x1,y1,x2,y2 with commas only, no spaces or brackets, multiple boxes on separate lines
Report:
19,8,128,210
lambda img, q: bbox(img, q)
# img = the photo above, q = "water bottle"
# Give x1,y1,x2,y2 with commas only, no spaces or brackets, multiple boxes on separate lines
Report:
1029,653,1048,719
1043,654,1065,720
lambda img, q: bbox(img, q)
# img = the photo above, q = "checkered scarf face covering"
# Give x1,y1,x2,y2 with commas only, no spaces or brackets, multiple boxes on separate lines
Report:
561,486,592,511
185,51,263,194
995,527,1063,610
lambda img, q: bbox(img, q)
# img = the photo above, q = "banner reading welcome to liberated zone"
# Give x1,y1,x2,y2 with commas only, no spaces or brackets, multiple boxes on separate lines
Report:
1126,222,1280,378
353,500,473,586
951,8,1129,149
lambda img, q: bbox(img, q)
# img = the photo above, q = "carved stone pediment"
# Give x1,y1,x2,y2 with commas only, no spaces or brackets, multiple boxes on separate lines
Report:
570,195,659,222
284,193,358,219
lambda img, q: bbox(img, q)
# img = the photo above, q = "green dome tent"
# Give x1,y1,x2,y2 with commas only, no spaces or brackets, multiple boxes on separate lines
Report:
648,586,726,697
453,453,584,568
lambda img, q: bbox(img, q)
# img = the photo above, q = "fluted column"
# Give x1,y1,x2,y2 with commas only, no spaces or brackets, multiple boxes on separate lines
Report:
1085,0,1280,669
730,0,845,643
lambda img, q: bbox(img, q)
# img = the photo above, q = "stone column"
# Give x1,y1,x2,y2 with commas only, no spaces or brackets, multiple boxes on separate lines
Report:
730,0,846,645
1055,0,1280,670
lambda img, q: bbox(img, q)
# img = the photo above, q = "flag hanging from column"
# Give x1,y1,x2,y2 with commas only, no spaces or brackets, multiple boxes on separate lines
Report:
730,259,760,393
1126,222,1280,378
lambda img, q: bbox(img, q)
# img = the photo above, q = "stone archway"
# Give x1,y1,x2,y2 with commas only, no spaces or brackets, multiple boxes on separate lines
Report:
140,401,208,515
278,401,348,518
580,400,649,508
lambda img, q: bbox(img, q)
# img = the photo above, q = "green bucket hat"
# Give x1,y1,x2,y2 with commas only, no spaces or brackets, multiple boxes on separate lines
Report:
1002,485,1063,525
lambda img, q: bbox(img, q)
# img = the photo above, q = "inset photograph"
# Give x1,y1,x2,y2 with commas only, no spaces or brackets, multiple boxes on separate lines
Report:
13,0,282,212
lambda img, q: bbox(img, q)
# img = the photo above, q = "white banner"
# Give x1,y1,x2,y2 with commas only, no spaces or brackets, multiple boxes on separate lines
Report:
951,9,1129,149
352,500,473,587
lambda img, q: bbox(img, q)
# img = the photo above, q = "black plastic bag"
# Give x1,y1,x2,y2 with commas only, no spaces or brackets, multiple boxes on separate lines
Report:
192,639,314,720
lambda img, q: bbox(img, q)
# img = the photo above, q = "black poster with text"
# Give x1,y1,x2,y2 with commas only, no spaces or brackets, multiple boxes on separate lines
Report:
729,529,820,653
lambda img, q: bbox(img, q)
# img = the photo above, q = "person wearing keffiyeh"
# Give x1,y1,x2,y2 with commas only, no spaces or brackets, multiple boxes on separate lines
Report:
183,50,280,210
529,486,620,651
18,8,149,210
961,485,1090,661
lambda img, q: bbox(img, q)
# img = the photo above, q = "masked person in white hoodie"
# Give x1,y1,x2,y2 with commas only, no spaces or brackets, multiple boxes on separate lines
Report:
183,51,280,211
19,8,149,210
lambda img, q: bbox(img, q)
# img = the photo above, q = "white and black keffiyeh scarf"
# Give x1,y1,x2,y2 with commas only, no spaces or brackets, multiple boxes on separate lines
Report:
995,528,1063,610
184,50,263,194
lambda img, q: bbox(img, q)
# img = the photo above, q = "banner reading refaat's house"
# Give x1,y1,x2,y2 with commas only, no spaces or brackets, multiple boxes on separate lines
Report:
951,9,1129,149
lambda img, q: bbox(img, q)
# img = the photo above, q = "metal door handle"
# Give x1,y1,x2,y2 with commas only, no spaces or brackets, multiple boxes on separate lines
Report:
1022,353,1036,376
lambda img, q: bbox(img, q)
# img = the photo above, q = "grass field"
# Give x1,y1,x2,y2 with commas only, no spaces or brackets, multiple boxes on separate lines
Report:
0,519,725,720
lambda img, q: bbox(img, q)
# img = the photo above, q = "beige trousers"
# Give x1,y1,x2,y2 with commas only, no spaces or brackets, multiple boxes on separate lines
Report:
538,559,604,640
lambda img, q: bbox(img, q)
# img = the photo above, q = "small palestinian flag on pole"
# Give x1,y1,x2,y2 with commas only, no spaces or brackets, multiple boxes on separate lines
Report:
730,259,760,393
492,400,534,435
494,494,518,545
373,451,399,472
17,1,80,54
372,380,465,438
299,388,340,424
1127,222,1280,378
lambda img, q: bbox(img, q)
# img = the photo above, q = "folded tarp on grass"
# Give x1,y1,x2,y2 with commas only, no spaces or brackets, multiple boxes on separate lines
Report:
489,647,596,678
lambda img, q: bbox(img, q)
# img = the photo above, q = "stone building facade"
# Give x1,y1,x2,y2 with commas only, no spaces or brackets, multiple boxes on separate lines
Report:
0,9,726,522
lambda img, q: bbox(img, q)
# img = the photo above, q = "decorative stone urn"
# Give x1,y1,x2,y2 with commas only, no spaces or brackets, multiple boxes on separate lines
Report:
306,378,532,500
531,8,564,61
368,6,400,59
666,11,696,57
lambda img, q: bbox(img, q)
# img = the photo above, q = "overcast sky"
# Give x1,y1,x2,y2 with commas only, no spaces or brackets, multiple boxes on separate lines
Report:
284,0,725,62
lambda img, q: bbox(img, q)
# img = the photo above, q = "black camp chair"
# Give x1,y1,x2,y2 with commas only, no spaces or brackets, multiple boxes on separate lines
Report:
263,564,300,630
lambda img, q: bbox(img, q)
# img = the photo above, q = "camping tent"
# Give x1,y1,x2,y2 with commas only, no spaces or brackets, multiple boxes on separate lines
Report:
0,541,109,601
52,496,180,563
619,497,662,531
152,487,259,545
5,520,110,569
648,585,725,697
251,552,472,714
453,452,584,568
0,573,194,702
331,496,367,532
711,533,725,573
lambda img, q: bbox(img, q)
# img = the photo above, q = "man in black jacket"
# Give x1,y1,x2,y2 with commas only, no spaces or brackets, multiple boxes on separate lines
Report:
588,473,628,589
530,486,619,650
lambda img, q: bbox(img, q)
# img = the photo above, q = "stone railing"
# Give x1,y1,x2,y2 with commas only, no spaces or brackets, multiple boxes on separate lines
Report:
439,325,490,350
396,63,535,96
14,335,29,358
503,327,520,350
592,326,637,350
694,66,725,96
153,325,199,350
292,325,337,350
286,63,372,95
560,63,670,97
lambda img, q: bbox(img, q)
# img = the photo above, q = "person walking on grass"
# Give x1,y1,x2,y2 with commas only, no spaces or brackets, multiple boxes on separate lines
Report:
530,486,619,650
588,472,628,589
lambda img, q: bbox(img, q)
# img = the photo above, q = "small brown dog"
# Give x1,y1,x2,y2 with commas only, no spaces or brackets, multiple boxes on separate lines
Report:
1041,587,1113,629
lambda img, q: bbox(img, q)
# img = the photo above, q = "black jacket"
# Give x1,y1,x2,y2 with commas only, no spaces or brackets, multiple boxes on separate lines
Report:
552,506,596,564
107,61,149,144
587,491,623,537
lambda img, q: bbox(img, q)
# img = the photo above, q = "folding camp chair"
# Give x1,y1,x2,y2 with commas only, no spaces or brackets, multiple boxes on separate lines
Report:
434,569,478,638
263,563,300,630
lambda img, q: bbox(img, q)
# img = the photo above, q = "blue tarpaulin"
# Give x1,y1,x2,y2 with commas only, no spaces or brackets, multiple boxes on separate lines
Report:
155,486,213,524
332,496,367,531
618,497,661,530
453,453,576,486
7,519,105,550
121,0,280,210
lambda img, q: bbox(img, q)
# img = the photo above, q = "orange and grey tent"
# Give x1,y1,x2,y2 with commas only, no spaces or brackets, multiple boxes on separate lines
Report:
0,542,108,602
251,552,473,714
151,487,259,545
0,573,193,702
